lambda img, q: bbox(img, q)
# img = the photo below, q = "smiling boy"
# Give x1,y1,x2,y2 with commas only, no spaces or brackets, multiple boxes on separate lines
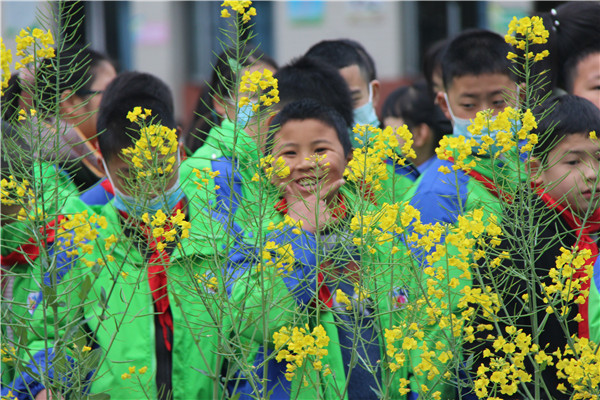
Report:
225,99,422,399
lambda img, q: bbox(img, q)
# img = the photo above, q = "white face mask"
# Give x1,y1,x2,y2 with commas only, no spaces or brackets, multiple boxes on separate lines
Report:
443,91,522,155
353,83,379,128
102,153,185,218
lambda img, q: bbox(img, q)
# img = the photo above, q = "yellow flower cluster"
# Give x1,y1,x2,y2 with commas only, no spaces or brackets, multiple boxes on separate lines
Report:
121,365,148,380
192,167,221,191
467,107,538,155
555,337,600,399
256,154,290,181
56,211,108,258
267,214,304,235
13,27,55,71
505,16,550,62
335,288,352,310
17,108,37,121
345,125,402,193
385,322,446,398
1,344,16,363
121,108,178,180
273,324,331,382
541,247,592,316
1,175,34,206
436,135,477,173
141,209,191,251
196,272,219,293
474,326,560,398
220,0,257,23
395,125,417,159
351,202,400,251
126,106,152,123
1,38,12,95
239,68,279,112
257,240,295,275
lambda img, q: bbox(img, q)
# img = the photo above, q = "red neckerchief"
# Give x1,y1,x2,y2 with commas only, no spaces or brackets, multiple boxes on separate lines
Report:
537,188,600,339
274,193,347,308
0,216,65,268
118,200,185,351
447,156,513,203
101,178,114,195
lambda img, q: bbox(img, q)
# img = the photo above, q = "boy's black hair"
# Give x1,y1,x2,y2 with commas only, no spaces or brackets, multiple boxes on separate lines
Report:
422,38,449,100
563,47,600,94
97,71,176,162
532,94,600,163
267,99,351,157
441,29,516,89
381,81,447,145
305,39,377,83
35,45,113,114
273,56,353,128
185,46,278,153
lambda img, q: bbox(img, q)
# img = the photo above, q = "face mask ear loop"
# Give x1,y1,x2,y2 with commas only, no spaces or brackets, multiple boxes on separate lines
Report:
101,158,118,192
443,93,458,121
367,82,373,103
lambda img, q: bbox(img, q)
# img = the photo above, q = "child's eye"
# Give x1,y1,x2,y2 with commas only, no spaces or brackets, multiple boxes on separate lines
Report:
315,148,327,154
282,151,296,157
460,103,475,109
493,100,506,107
565,159,580,166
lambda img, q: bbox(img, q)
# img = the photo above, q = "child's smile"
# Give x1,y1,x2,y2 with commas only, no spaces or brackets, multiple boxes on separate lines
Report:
271,118,351,202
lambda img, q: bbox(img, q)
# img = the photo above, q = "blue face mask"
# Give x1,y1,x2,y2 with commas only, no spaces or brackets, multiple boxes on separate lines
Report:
350,84,380,146
103,156,185,219
443,93,522,155
236,103,255,129
352,83,380,128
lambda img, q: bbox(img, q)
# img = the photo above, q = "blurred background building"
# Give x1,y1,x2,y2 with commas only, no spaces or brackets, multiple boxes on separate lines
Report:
2,1,566,129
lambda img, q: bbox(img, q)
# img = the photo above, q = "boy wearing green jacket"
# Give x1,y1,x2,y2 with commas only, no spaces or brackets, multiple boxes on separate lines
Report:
3,72,237,400
223,99,443,399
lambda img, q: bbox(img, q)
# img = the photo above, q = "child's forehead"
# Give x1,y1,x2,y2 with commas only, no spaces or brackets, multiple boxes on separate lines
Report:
550,132,600,155
448,73,515,95
276,118,339,142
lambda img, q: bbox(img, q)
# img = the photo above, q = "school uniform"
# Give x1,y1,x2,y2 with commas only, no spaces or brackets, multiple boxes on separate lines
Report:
464,189,600,400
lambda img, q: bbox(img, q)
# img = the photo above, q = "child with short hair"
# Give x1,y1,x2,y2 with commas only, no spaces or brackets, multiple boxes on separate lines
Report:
305,39,381,134
409,28,522,230
179,55,354,237
3,71,235,400
381,81,446,173
464,94,600,399
225,98,421,399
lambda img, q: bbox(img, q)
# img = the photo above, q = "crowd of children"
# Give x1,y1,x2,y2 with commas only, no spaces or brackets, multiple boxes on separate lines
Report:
2,2,600,399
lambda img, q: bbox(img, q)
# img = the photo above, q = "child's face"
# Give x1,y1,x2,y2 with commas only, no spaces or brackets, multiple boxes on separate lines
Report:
271,118,350,201
572,52,600,110
439,73,516,120
339,64,379,109
535,133,600,214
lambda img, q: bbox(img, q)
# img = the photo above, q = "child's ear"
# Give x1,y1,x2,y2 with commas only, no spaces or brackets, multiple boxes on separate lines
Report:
527,156,544,185
371,80,381,107
436,92,451,121
412,123,431,149
177,136,187,161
